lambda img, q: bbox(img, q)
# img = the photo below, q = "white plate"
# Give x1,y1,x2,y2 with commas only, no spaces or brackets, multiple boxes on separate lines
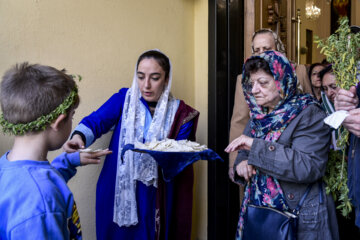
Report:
79,148,104,153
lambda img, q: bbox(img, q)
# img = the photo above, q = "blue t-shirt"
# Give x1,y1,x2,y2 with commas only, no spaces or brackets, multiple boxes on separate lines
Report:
0,152,82,240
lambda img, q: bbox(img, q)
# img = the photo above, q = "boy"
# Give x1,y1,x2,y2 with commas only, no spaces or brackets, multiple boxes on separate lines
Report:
0,63,111,239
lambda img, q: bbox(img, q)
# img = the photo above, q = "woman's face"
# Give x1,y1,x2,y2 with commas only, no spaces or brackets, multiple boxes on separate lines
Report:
310,65,324,88
137,58,168,102
250,70,281,112
322,72,339,103
252,32,276,55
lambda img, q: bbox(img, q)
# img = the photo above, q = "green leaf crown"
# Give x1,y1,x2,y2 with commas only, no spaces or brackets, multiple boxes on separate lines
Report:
0,85,79,136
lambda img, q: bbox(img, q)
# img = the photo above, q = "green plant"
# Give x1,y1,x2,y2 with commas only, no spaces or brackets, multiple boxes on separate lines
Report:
323,150,352,217
315,17,360,217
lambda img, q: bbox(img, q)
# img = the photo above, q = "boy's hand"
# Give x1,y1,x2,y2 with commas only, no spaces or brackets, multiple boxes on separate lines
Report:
80,149,112,166
63,134,85,153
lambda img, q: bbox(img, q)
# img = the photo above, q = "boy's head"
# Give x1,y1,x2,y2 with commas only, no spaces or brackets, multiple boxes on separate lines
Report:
0,62,79,136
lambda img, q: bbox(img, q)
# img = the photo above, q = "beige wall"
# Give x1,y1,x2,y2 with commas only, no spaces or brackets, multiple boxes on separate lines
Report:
192,0,208,239
0,0,208,239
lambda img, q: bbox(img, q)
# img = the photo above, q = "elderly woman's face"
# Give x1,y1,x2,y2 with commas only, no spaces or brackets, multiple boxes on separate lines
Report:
252,33,276,56
250,70,281,112
137,58,168,102
322,72,339,103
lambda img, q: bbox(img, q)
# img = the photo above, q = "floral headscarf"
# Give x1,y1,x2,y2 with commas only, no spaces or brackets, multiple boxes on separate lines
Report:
242,50,317,142
236,51,318,239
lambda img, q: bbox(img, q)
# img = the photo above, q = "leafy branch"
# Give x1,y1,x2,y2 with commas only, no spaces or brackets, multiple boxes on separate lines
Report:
315,17,360,217
323,150,352,217
315,17,360,90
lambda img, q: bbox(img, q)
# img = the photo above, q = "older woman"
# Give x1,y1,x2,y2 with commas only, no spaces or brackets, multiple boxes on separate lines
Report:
63,50,199,240
320,65,340,105
228,29,312,181
320,65,342,150
226,51,339,239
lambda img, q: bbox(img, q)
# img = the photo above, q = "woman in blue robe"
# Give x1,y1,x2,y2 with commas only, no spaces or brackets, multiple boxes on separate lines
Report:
64,50,199,240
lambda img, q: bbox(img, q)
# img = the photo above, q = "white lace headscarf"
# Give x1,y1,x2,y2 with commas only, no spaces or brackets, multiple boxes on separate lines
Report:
113,49,179,227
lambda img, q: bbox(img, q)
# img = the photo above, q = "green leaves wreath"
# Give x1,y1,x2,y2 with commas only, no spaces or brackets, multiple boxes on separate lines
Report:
0,74,81,136
315,17,360,217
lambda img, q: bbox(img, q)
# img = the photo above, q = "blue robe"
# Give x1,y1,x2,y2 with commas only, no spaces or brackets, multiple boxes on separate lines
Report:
73,88,194,240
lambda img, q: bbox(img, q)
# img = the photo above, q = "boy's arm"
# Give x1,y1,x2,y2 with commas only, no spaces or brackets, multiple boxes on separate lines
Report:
51,152,80,183
9,212,69,240
51,151,112,182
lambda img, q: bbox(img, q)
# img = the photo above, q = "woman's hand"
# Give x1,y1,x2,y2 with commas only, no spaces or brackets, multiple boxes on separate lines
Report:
334,86,359,111
228,166,235,182
236,160,256,182
343,108,360,137
63,134,85,153
80,149,112,166
225,135,254,152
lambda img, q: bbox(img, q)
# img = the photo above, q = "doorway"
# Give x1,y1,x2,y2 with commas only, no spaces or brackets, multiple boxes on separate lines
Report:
306,29,313,64
208,0,244,239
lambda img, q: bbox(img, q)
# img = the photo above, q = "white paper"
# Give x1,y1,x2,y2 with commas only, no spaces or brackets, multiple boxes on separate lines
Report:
324,110,349,129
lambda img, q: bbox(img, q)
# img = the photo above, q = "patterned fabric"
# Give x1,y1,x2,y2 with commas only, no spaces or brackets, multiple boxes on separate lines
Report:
69,201,82,240
236,51,317,239
113,50,179,227
236,173,289,240
241,51,317,142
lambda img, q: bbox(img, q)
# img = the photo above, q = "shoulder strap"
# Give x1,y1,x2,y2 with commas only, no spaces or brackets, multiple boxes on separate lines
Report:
293,183,313,214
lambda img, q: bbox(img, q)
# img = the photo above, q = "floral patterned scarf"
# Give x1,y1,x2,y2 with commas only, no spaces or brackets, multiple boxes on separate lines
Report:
236,51,317,239
242,51,316,142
